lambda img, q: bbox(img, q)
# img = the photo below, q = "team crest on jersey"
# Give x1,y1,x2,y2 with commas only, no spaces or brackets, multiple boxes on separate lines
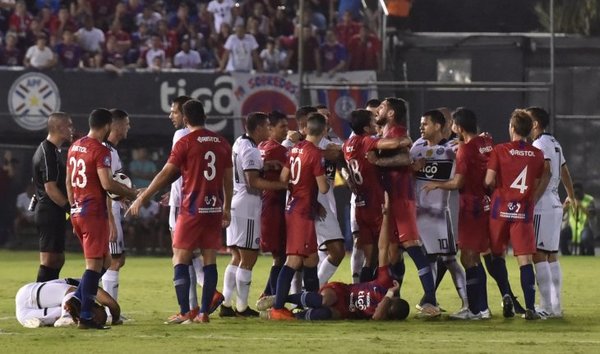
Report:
426,149,433,157
436,147,445,155
8,72,61,131
205,195,217,207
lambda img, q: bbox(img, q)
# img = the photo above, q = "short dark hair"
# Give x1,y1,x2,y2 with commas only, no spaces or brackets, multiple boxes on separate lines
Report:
182,99,206,127
246,112,269,132
452,107,478,134
268,110,288,126
172,95,192,113
110,108,129,122
422,110,445,129
510,109,533,137
388,298,409,320
384,97,407,123
306,112,327,136
89,108,112,129
526,106,550,129
314,104,328,110
350,109,373,135
366,99,381,108
295,105,317,120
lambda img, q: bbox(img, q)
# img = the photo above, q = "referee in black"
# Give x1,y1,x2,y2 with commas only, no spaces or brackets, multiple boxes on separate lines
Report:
31,112,73,282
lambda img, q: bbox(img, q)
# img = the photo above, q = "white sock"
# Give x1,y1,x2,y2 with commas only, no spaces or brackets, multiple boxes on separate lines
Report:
534,261,553,312
444,257,468,308
222,264,238,307
235,267,252,312
188,264,198,310
549,260,562,314
192,256,205,286
318,259,338,287
351,244,365,284
429,261,438,285
317,250,327,269
101,270,119,301
290,270,303,294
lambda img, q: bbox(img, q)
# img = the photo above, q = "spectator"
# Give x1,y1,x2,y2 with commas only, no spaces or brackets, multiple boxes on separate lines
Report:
207,0,234,34
337,0,362,21
272,4,294,37
69,0,93,26
75,15,105,55
109,1,135,33
173,39,201,69
136,3,162,33
0,32,23,66
336,10,361,47
230,1,245,29
319,29,347,77
190,2,212,40
89,0,119,31
156,19,178,59
104,52,127,75
247,15,266,51
9,0,32,43
37,7,54,34
125,0,144,17
36,0,61,14
106,20,131,55
128,21,151,63
259,37,283,72
23,18,47,48
251,1,271,35
212,21,231,67
24,33,56,69
561,183,597,255
283,25,320,73
218,23,261,73
0,1,16,34
347,24,381,71
128,147,157,188
168,2,192,38
126,198,160,254
54,29,81,68
14,183,35,238
49,7,78,43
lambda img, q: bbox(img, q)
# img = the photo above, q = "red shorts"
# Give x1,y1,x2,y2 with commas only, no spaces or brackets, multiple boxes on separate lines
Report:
260,203,286,256
72,215,109,259
458,210,490,253
389,199,419,243
285,213,317,256
489,218,536,256
173,214,223,250
319,282,351,319
355,207,382,246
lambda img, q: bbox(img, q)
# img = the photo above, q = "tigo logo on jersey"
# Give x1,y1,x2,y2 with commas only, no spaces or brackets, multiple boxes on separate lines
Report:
8,72,61,131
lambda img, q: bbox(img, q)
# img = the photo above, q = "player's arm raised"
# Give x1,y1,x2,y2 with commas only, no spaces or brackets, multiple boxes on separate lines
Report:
533,160,551,203
127,163,180,216
222,166,233,228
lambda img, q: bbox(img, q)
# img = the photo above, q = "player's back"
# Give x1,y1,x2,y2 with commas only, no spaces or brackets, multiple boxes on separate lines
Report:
457,135,493,211
170,128,232,217
259,138,287,204
343,134,384,209
286,140,324,218
533,133,564,209
68,136,111,216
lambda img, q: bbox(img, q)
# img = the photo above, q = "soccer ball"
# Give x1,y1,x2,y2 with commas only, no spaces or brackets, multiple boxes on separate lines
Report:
107,172,132,200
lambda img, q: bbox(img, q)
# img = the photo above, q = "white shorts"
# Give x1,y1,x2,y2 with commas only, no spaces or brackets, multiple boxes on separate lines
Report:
227,215,261,250
109,207,125,255
350,193,359,234
534,208,563,252
15,282,70,326
316,199,344,249
169,206,179,231
417,208,457,255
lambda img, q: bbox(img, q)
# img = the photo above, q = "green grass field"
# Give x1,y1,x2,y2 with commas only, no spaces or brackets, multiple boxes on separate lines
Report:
1,250,599,353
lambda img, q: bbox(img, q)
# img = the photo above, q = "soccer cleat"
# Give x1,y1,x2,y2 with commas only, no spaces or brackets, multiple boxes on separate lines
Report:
164,312,193,324
524,309,545,321
513,297,526,315
256,295,276,311
502,294,515,318
416,303,441,318
266,308,295,321
64,297,81,323
78,317,110,330
209,291,225,314
480,309,492,319
235,307,260,317
22,318,42,328
449,309,481,320
192,313,210,323
54,316,75,327
189,307,200,319
219,305,236,317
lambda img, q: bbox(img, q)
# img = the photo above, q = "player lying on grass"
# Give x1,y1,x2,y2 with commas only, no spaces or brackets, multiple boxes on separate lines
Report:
257,193,410,320
16,277,121,328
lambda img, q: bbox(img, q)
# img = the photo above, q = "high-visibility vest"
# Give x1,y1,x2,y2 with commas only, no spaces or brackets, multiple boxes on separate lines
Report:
568,194,595,243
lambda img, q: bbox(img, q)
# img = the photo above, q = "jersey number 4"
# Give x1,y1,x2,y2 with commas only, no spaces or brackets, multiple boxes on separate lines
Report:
69,157,87,188
510,166,528,194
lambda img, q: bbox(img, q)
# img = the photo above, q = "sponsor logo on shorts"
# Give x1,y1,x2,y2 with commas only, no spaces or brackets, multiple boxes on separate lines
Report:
500,201,525,219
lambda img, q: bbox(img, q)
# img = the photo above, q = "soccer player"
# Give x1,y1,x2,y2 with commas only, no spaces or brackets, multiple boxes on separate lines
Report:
343,109,411,282
422,108,492,319
484,109,545,320
374,97,440,317
128,100,233,324
527,107,576,318
221,112,287,317
101,109,130,317
258,111,289,296
66,108,137,329
266,113,330,320
31,112,73,282
411,110,468,314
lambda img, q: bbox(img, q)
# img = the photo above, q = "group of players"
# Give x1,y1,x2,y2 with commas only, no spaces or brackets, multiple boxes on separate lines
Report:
17,93,574,328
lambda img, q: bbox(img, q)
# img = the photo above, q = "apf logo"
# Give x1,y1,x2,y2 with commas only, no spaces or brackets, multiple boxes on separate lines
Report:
8,72,61,131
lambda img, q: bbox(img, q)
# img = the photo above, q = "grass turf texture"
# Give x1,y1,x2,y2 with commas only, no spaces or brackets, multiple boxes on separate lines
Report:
1,250,599,353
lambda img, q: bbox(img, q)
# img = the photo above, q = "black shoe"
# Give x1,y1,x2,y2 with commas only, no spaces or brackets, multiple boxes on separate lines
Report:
64,297,81,323
502,294,515,318
235,307,259,317
524,309,542,321
78,317,110,330
219,305,236,317
513,297,526,315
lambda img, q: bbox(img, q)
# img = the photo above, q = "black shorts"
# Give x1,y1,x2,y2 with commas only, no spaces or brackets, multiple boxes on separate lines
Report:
35,206,67,253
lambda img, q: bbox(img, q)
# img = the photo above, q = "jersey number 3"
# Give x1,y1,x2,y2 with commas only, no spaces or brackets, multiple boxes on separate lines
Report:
69,157,87,188
204,151,216,181
510,166,528,194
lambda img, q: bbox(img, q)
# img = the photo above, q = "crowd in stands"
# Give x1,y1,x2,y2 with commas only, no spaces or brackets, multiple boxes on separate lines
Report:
0,0,383,74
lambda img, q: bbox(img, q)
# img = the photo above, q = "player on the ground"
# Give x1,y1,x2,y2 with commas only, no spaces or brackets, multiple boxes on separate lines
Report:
266,113,330,320
66,108,137,329
484,109,545,320
31,112,73,282
411,110,468,314
527,107,576,318
343,109,411,282
220,112,287,317
422,108,492,319
101,109,131,320
257,111,289,297
128,100,233,324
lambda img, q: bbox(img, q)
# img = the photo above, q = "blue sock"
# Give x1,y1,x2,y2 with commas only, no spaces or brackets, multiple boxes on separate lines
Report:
80,269,101,320
359,266,375,282
490,256,510,296
520,264,536,311
465,266,480,314
274,265,296,309
477,263,489,312
303,266,319,292
200,264,217,314
173,264,190,314
267,265,282,295
295,307,332,320
406,246,436,305
286,291,323,308
390,258,406,286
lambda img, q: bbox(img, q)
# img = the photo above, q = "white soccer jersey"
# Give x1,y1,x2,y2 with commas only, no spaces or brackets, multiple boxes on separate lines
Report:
208,0,234,33
231,134,264,219
533,133,566,211
103,142,124,214
15,279,75,326
168,128,190,208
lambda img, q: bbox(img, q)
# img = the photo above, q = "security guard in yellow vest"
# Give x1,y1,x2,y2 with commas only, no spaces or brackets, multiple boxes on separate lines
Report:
561,183,596,255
